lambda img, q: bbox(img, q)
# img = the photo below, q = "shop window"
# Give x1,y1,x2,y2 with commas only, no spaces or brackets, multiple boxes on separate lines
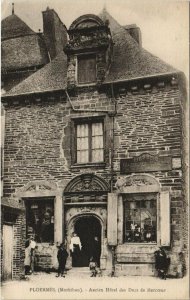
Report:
77,55,96,84
76,121,104,163
124,194,157,243
26,199,54,243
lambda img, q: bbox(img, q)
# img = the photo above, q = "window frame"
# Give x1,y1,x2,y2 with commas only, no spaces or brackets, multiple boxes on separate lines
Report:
74,118,105,164
123,193,159,245
76,53,97,86
25,197,55,244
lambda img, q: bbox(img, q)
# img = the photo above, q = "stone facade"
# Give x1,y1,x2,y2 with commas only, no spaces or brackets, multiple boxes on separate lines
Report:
2,74,187,277
1,10,188,280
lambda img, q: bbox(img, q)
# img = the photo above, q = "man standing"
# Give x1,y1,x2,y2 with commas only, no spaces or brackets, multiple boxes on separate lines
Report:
56,243,68,277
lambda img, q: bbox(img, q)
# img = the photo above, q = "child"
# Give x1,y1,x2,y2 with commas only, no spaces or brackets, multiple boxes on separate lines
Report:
89,257,97,277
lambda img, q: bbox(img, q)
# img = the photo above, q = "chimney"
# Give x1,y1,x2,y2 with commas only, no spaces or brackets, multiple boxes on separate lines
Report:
42,8,67,60
124,24,142,47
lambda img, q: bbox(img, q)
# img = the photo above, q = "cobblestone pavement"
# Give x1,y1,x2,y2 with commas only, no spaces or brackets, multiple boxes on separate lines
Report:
1,269,189,300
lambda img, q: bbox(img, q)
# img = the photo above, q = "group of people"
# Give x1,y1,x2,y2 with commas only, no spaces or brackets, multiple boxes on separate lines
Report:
24,232,100,277
25,234,171,279
56,233,101,277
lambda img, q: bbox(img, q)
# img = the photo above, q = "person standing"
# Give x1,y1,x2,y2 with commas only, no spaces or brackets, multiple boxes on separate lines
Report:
56,243,68,277
69,232,82,267
92,236,101,267
30,236,36,274
24,239,32,275
154,247,170,279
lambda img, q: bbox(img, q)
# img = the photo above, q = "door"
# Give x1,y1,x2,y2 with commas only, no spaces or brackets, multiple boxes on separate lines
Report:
74,216,101,267
3,224,13,280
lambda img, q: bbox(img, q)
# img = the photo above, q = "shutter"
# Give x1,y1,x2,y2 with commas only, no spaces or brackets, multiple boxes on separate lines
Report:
160,191,170,246
104,114,112,165
107,193,117,246
78,55,96,84
70,120,76,164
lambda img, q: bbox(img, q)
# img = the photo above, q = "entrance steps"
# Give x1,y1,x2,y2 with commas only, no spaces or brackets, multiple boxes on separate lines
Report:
66,267,92,278
68,267,90,274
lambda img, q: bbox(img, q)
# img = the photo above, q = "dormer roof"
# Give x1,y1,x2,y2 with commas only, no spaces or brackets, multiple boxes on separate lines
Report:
3,8,179,98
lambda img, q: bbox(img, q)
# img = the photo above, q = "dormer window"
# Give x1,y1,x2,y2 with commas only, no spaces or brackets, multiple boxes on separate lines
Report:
77,54,96,84
65,14,113,88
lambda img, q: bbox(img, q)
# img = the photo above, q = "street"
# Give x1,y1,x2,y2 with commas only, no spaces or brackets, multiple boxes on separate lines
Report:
1,269,189,300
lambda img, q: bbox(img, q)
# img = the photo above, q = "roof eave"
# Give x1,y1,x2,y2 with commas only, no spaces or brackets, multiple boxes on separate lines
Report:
2,71,183,99
103,71,182,86
2,88,66,99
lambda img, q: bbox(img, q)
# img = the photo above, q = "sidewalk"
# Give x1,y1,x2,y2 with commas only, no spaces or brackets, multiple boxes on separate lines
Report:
1,269,189,300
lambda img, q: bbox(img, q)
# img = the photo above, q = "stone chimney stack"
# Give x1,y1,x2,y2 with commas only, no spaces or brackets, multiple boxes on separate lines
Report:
42,7,67,60
124,24,142,47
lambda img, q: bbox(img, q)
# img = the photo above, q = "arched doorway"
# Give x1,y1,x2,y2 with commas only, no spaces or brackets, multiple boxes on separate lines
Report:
73,215,101,267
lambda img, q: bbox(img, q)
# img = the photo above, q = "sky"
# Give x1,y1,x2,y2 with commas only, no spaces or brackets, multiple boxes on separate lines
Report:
1,0,189,78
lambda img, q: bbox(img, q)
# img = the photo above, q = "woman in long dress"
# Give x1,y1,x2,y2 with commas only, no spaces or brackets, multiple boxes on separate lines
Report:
69,232,82,267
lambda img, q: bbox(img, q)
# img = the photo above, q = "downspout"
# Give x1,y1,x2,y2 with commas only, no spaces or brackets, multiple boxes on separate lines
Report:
110,83,117,193
110,83,117,277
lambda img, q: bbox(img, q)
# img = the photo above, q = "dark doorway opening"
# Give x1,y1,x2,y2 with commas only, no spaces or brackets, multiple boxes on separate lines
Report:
74,216,101,267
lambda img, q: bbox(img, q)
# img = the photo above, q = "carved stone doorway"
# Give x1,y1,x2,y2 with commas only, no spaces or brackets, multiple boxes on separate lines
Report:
74,216,101,267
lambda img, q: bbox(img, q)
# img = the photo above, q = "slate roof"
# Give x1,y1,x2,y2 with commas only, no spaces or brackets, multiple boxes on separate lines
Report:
3,9,178,97
4,52,67,96
100,9,177,83
1,14,49,73
2,34,49,72
1,14,35,40
1,197,23,211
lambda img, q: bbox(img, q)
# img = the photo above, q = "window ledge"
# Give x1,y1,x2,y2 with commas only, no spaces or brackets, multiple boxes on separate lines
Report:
71,162,106,169
122,243,157,246
77,83,97,87
116,244,158,254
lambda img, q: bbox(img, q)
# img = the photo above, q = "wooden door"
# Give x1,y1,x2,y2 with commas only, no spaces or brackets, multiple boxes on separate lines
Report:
3,224,13,280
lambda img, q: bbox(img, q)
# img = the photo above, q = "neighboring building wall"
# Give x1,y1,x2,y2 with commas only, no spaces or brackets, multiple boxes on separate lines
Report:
2,75,186,277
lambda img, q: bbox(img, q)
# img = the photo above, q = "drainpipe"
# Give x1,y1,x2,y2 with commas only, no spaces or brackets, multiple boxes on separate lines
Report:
110,83,117,277
110,83,117,193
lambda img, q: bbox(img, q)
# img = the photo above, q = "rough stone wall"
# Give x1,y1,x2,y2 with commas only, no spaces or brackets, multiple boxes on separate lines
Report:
2,77,186,277
112,80,184,276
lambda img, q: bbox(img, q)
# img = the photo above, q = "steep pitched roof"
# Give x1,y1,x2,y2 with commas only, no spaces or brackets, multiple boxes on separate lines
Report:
1,14,35,40
4,9,178,97
1,13,49,73
4,52,67,96
2,34,49,72
99,9,177,83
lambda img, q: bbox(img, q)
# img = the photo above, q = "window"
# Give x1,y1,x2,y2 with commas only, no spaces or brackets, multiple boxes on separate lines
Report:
78,55,96,84
124,194,157,243
76,121,104,163
26,199,54,243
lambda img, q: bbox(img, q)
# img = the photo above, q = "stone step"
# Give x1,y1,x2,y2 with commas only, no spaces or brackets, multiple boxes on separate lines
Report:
68,267,91,274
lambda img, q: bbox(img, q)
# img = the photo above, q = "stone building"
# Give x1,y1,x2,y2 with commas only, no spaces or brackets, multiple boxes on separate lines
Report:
1,7,188,280
1,6,67,93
